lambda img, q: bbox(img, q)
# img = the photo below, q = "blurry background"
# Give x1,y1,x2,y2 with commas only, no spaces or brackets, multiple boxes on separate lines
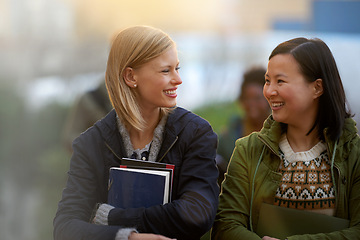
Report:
1,0,360,239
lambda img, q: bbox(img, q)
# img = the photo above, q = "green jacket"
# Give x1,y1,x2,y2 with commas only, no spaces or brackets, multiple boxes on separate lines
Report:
211,116,360,240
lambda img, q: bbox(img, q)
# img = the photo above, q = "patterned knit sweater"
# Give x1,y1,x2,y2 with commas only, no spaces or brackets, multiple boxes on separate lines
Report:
274,134,335,216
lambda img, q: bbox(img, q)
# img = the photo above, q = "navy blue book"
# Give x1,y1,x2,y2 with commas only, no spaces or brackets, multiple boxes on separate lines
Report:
108,167,171,209
119,158,175,202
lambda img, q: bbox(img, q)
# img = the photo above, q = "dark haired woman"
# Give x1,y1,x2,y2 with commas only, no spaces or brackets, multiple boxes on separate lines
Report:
211,37,360,239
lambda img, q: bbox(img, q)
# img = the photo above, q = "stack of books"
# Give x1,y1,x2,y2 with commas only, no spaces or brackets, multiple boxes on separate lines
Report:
107,158,175,209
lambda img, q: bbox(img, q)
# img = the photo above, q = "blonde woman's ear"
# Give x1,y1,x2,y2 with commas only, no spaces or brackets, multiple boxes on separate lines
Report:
123,67,137,88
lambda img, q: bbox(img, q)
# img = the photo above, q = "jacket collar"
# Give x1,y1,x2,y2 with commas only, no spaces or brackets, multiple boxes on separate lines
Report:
157,107,193,162
95,109,125,161
257,115,283,156
95,107,192,163
258,115,358,162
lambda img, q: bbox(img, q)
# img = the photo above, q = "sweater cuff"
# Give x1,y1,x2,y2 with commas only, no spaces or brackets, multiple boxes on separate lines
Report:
115,228,138,240
93,203,114,225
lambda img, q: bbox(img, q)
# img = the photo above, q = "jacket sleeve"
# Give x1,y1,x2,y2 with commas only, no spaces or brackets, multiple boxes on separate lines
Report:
53,136,121,240
107,119,220,240
211,136,262,240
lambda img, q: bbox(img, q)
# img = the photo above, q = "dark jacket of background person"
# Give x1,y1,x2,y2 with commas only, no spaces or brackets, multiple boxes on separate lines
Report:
216,115,243,168
54,107,219,240
62,82,112,152
211,116,360,239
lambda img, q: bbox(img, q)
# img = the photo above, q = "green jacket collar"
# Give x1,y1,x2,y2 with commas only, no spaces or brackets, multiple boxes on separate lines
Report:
257,116,358,163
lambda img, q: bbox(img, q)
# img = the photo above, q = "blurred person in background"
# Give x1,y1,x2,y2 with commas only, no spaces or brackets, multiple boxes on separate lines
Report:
62,82,112,152
216,67,270,184
54,25,219,240
212,37,360,239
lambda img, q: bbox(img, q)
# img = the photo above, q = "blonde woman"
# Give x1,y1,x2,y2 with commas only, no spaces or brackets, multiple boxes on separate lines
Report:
54,26,219,240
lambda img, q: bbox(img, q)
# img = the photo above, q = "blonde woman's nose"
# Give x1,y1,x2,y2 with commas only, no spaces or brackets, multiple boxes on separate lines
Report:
172,72,182,85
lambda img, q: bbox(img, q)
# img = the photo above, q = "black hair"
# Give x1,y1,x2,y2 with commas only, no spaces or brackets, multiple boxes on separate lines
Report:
269,37,351,141
239,66,266,101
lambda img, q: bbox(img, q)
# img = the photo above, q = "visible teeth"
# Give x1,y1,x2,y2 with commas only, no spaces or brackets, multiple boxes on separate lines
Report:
272,102,284,107
165,90,176,94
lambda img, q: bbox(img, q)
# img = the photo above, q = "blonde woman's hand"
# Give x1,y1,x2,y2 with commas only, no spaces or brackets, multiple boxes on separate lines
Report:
262,236,280,240
129,232,176,240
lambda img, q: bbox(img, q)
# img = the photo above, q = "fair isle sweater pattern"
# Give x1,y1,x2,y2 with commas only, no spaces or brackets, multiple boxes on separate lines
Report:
274,135,335,211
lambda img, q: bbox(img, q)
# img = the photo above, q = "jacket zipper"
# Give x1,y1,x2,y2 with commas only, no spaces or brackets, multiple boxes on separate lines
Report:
325,140,340,211
105,142,122,161
333,163,341,212
158,136,178,162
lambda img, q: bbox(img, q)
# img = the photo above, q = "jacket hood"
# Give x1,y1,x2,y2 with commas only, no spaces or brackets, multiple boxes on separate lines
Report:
165,107,198,135
325,117,358,163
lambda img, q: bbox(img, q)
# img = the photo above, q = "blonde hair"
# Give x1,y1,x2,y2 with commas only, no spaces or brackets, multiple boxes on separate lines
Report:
105,26,175,131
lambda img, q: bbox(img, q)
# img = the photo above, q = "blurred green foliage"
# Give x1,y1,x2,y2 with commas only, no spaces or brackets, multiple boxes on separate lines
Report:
0,83,71,240
193,100,243,135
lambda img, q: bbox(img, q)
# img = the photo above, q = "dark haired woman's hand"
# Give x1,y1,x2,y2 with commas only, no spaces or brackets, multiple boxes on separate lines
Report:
262,236,280,240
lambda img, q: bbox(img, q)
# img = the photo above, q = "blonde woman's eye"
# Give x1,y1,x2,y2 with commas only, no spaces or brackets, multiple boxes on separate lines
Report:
176,66,181,71
162,69,170,73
